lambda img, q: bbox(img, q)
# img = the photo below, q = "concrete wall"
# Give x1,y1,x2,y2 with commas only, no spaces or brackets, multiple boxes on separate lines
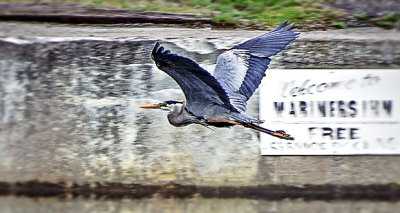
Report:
1,22,400,186
1,196,400,213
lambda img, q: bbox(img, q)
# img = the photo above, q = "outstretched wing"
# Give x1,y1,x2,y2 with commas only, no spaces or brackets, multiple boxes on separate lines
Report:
213,20,299,112
151,43,238,118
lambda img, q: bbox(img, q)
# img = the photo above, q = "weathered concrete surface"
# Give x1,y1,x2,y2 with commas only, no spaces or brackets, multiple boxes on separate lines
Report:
1,22,400,186
1,196,400,213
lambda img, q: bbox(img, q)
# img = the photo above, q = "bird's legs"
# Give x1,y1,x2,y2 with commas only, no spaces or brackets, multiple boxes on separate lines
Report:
243,123,294,140
206,119,294,140
217,120,292,140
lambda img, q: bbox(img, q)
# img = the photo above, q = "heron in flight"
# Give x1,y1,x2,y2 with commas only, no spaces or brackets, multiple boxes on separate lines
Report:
140,20,299,140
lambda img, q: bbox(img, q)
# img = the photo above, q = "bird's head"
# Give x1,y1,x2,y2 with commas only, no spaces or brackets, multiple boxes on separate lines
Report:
139,100,183,111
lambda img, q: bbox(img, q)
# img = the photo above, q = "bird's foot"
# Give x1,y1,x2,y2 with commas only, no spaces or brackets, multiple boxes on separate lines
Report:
272,130,294,140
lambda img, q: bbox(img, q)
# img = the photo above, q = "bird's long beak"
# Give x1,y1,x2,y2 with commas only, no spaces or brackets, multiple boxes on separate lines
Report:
139,102,166,109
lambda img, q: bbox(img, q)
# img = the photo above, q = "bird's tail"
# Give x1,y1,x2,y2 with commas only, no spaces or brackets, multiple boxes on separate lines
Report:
242,123,294,140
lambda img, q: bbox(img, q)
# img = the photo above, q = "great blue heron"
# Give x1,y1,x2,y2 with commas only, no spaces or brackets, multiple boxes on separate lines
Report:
140,20,299,140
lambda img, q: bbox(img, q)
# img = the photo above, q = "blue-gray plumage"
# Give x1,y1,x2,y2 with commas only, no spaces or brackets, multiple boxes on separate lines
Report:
141,20,299,140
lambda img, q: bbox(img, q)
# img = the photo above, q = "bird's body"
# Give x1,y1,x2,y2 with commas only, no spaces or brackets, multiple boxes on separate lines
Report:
167,101,201,127
140,21,299,140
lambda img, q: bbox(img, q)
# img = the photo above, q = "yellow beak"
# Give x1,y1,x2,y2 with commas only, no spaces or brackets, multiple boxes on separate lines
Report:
139,103,164,109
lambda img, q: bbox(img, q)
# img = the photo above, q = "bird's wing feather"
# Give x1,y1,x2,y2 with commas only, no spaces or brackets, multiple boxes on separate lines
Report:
151,43,238,118
213,20,299,112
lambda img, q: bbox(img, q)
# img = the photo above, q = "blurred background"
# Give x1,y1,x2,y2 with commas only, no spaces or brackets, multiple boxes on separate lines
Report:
0,0,399,212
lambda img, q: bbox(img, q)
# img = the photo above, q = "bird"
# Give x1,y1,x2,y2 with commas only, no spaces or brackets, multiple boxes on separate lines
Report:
140,20,299,140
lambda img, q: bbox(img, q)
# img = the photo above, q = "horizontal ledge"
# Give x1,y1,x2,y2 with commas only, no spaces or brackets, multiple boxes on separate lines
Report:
0,3,211,24
1,181,400,201
0,14,211,24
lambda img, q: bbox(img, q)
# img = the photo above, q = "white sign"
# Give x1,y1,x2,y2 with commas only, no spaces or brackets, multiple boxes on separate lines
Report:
259,69,400,155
